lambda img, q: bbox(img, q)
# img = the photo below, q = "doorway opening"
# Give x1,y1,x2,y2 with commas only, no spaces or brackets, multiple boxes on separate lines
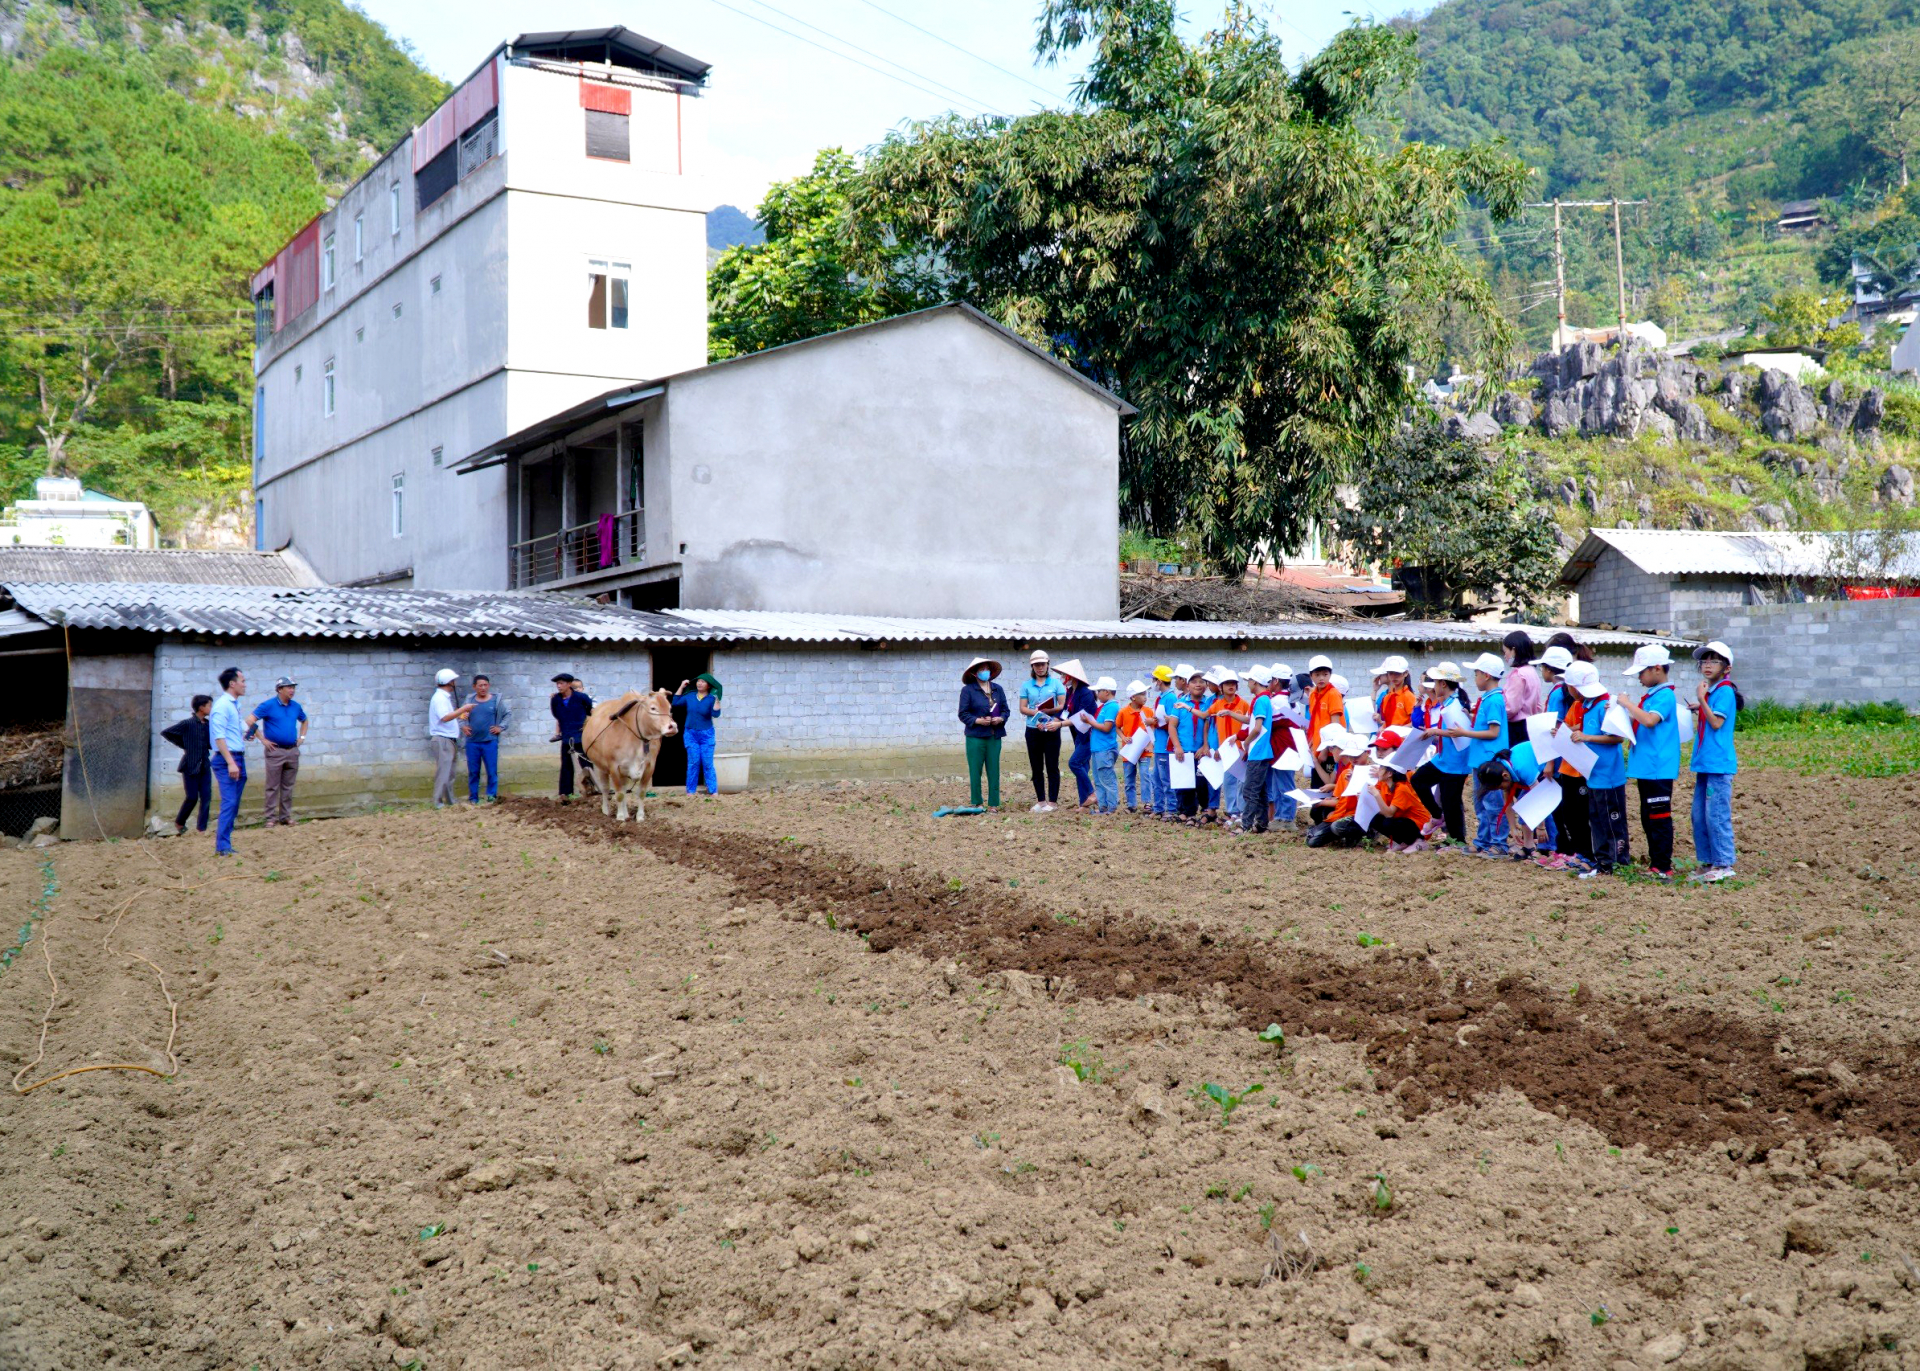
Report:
647,644,712,789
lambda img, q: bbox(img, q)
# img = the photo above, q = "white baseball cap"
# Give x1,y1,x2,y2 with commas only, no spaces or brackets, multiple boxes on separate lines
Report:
1469,651,1507,680
1246,665,1275,686
1692,640,1734,665
1173,662,1198,680
1307,655,1334,673
1538,645,1574,672
1094,675,1118,692
1217,668,1240,683
1370,654,1409,676
1329,674,1350,694
1029,649,1050,664
1565,661,1607,698
1126,679,1149,696
1626,644,1673,674
1269,662,1292,681
435,668,458,685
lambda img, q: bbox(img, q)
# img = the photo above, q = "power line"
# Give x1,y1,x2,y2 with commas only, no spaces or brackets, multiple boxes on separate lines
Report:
703,0,1010,118
851,0,1063,101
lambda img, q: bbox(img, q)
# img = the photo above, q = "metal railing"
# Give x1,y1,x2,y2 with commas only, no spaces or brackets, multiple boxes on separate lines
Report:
509,508,644,589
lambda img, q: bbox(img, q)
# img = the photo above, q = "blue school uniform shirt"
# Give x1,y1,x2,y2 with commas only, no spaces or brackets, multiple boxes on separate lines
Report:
1247,694,1275,762
1625,683,1680,781
1507,740,1543,785
1090,699,1120,753
1021,674,1065,729
1432,691,1473,775
674,691,721,737
1545,683,1568,719
1584,694,1628,788
1173,697,1210,752
1691,681,1739,775
1156,688,1182,749
1466,689,1507,770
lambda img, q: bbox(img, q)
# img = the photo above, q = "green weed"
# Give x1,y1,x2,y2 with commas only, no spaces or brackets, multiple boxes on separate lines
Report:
1193,1081,1264,1124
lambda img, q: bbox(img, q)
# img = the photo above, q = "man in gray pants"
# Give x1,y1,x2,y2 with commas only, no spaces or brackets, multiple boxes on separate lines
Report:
428,668,471,806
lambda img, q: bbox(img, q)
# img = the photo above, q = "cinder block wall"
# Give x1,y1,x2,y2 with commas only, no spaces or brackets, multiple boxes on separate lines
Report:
148,642,653,819
1577,551,1674,633
1712,600,1920,707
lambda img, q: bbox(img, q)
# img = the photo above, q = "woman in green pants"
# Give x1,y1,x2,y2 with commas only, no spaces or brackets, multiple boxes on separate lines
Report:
958,656,1010,808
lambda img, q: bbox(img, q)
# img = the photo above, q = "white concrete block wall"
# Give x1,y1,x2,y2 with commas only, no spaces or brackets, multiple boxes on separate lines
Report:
1715,600,1920,708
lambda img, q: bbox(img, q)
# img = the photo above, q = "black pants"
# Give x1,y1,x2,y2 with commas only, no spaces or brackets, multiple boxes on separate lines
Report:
1178,775,1212,818
1240,756,1272,832
1306,817,1365,848
559,738,583,796
1368,815,1422,845
1412,763,1467,842
1587,784,1631,871
1636,778,1674,872
1555,775,1591,860
1026,728,1061,803
175,769,211,831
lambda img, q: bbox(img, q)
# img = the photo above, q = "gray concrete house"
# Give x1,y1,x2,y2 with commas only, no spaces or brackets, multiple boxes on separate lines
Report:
1561,527,1920,636
455,304,1133,620
0,578,1679,839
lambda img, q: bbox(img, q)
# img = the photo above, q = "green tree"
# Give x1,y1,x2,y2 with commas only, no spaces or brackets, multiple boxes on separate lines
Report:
1808,30,1920,188
707,149,942,362
1821,185,1920,294
1331,423,1560,616
853,4,1526,572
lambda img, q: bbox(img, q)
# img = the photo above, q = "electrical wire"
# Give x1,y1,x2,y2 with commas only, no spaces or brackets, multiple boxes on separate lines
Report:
851,0,1064,101
701,0,1010,117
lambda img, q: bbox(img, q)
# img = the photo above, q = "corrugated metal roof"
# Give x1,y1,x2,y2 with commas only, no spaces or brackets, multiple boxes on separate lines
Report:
0,547,322,588
1561,527,1920,583
0,583,1688,648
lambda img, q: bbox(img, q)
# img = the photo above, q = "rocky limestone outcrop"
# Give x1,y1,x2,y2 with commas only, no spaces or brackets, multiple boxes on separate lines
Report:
1757,369,1819,441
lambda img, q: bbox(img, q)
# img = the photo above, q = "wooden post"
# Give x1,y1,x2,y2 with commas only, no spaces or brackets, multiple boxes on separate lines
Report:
1612,197,1628,339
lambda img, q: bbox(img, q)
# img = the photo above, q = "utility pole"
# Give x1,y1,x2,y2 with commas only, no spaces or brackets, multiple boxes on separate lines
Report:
1523,198,1649,347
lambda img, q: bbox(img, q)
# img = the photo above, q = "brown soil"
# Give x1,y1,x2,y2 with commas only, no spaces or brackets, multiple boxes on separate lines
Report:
0,767,1916,1370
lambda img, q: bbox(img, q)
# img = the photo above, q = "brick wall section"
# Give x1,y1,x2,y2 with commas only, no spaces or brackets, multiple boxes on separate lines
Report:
1577,549,1754,637
141,633,1652,819
1712,600,1920,707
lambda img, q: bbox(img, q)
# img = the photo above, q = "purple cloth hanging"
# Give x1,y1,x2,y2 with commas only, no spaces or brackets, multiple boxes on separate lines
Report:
597,512,616,569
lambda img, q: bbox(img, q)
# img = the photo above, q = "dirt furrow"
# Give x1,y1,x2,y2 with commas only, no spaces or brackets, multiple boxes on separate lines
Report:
501,796,1920,1159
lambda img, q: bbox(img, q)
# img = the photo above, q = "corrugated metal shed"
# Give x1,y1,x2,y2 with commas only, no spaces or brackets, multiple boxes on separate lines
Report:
0,582,1688,647
1561,527,1920,583
0,547,322,588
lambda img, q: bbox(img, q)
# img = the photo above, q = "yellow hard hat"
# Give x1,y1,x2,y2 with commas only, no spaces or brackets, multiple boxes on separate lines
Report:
1152,664,1173,683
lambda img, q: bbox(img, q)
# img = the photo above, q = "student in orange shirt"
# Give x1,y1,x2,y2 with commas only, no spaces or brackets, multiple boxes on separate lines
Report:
1117,681,1149,812
1365,729,1433,853
1372,656,1416,729
1305,655,1344,753
1304,727,1367,847
1207,669,1249,828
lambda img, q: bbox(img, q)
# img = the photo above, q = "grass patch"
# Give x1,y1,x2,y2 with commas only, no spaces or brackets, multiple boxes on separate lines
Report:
1731,700,1920,777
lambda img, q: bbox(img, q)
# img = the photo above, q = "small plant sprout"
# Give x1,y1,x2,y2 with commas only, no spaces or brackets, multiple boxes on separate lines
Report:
1258,1201,1277,1231
1291,1163,1322,1183
1195,1081,1264,1124
592,1039,611,1056
1591,1306,1611,1327
1370,1173,1394,1213
418,1223,446,1241
1355,932,1387,948
1257,1023,1286,1050
1058,1041,1106,1083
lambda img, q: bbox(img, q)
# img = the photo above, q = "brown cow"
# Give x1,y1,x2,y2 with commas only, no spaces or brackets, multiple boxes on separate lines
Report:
576,689,678,821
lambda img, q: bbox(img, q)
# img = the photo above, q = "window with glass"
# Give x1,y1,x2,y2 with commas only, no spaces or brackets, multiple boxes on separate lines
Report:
587,259,630,330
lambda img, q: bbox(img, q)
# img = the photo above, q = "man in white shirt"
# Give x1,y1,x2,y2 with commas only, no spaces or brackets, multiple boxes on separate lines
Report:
427,668,472,807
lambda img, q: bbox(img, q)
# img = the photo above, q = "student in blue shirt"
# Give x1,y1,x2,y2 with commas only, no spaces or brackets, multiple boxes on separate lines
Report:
1017,650,1066,812
1446,653,1509,854
1239,667,1277,833
1087,677,1122,813
1620,645,1681,879
1154,666,1193,819
672,674,724,796
1688,640,1741,883
250,675,309,827
1568,664,1630,875
1413,663,1473,844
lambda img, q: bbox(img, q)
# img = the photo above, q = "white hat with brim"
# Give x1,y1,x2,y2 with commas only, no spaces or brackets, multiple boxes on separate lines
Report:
1126,679,1149,697
1173,663,1198,680
1307,655,1334,673
1201,668,1224,686
1428,661,1463,684
1217,668,1240,683
435,668,458,685
1029,649,1050,664
964,656,1002,683
1538,646,1574,673
1094,676,1118,693
1269,662,1292,681
1469,652,1507,680
1575,676,1609,699
1692,640,1734,665
1246,666,1275,686
1329,674,1350,695
1054,658,1090,684
1565,661,1606,698
1625,644,1673,675
1371,654,1409,676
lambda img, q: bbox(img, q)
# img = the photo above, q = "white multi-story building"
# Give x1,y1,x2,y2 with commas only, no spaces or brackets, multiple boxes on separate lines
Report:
249,27,711,588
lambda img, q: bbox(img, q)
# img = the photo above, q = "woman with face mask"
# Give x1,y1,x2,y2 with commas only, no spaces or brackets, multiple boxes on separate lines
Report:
958,656,1010,809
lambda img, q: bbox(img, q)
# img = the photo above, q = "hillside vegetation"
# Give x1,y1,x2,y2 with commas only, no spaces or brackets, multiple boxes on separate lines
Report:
0,2,445,538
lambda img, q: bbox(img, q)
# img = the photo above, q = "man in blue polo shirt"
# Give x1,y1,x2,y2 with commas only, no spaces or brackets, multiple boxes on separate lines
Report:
208,666,252,856
252,675,309,827
549,673,595,799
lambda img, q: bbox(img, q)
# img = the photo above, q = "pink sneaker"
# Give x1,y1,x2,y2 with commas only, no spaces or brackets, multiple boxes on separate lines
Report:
1391,839,1428,855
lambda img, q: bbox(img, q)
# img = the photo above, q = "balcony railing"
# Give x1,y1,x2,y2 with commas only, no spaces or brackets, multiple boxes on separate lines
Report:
509,508,644,589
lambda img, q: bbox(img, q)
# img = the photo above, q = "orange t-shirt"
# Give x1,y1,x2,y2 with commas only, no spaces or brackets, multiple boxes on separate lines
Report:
1328,760,1359,821
1208,697,1246,746
1558,698,1587,778
1378,777,1432,829
1379,686,1415,729
1308,685,1345,751
1118,704,1144,739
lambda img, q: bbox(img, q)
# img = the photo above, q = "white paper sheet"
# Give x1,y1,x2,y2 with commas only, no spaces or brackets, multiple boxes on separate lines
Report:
1441,700,1472,752
1168,755,1197,790
1217,740,1241,770
1344,698,1376,738
1355,785,1383,832
1286,788,1329,807
1275,700,1308,728
1120,729,1150,764
1601,701,1634,742
1525,711,1565,763
1386,731,1433,774
1341,764,1375,798
1227,759,1246,782
1198,755,1227,789
1272,747,1305,772
1067,709,1097,734
1559,739,1598,778
1512,778,1562,831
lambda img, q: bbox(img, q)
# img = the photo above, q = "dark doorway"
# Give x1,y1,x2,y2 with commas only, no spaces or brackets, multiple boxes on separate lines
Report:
626,577,679,611
647,644,712,788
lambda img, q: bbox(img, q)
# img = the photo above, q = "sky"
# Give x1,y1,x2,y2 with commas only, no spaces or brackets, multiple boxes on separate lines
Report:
356,0,1382,211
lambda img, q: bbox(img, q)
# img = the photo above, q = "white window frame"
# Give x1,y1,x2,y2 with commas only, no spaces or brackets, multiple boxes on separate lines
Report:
322,357,335,418
391,473,405,538
587,258,631,330
430,274,442,295
431,445,444,468
353,212,364,262
322,233,336,290
389,184,401,235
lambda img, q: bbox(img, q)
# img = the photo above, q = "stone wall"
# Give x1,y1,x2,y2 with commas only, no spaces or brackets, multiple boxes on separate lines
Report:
1575,550,1673,634
1710,599,1920,707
